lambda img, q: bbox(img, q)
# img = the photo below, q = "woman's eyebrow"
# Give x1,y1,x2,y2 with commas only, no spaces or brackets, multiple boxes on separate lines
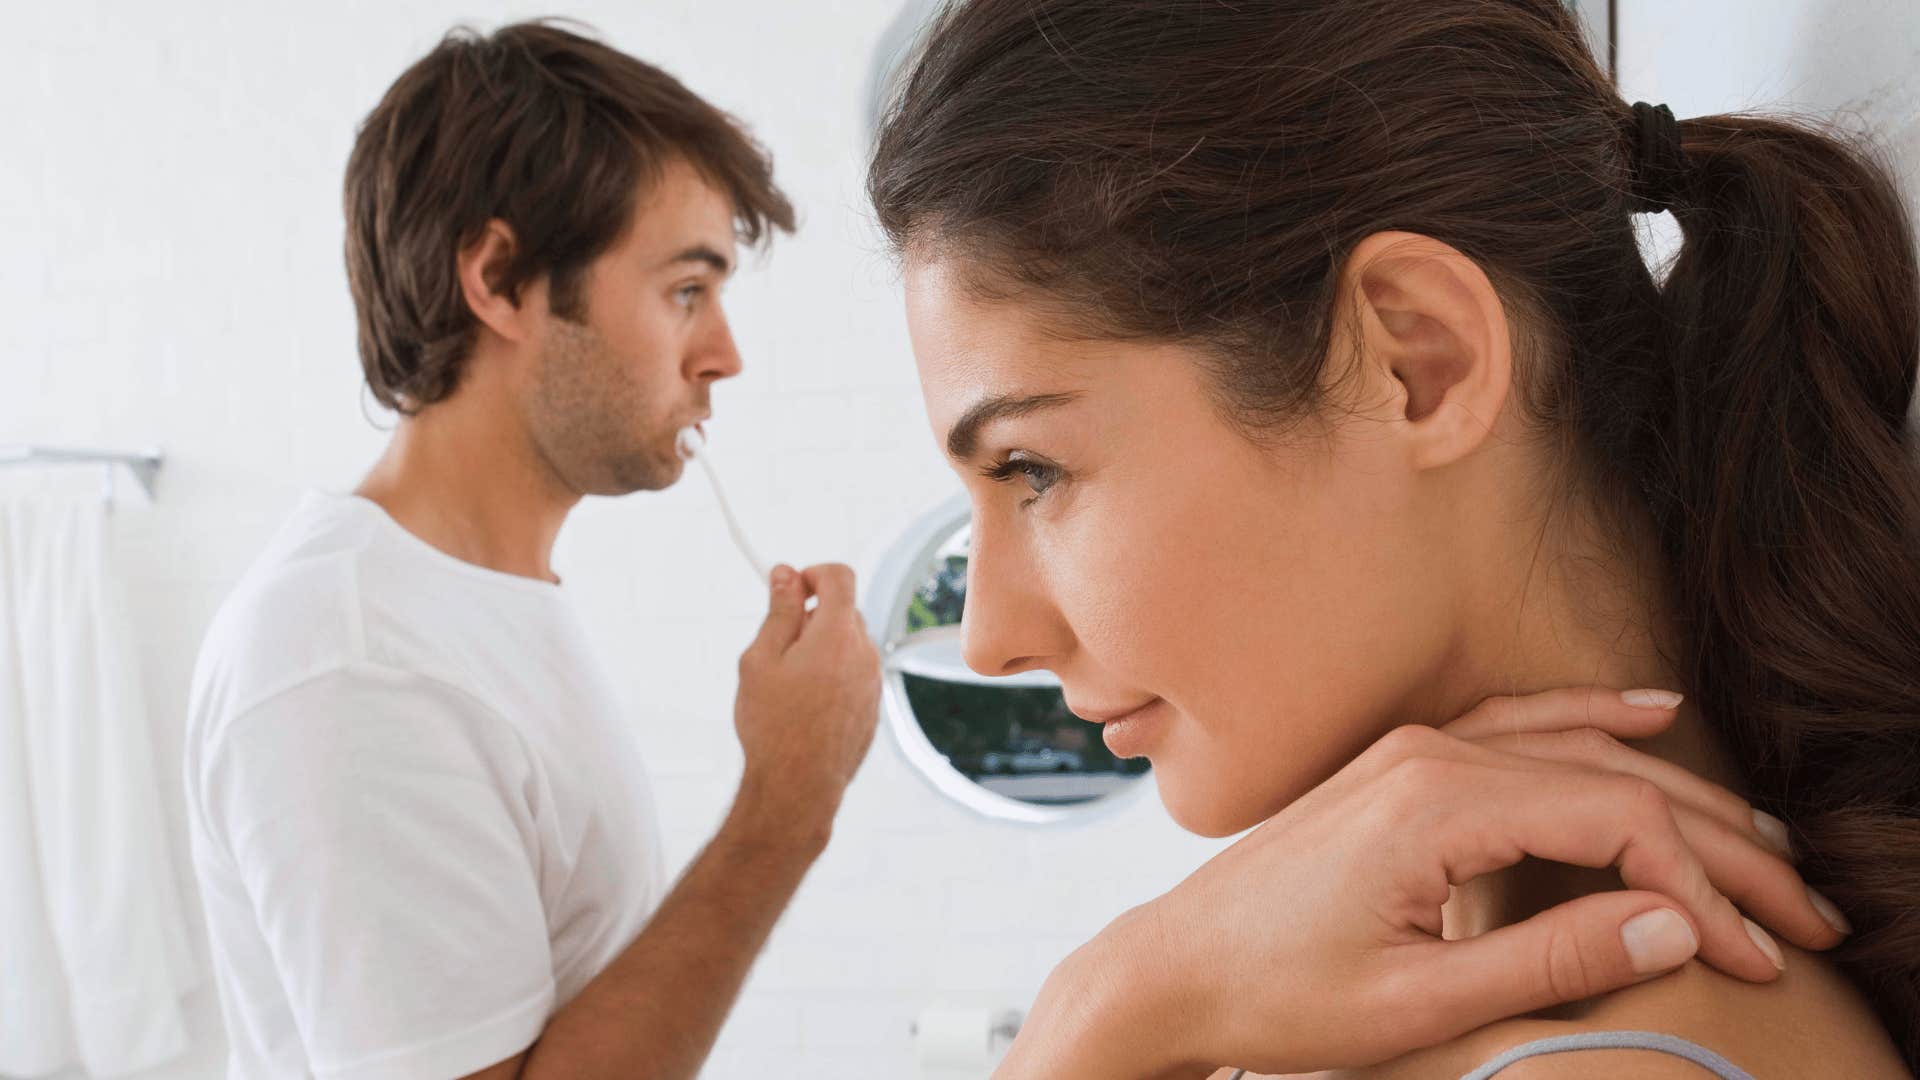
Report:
945,391,1082,460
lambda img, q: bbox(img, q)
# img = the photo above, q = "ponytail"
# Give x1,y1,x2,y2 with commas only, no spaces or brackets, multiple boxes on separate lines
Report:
1648,112,1920,1066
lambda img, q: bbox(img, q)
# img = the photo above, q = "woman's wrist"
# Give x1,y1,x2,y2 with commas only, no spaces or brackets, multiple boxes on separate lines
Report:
998,902,1216,1079
1101,900,1224,1078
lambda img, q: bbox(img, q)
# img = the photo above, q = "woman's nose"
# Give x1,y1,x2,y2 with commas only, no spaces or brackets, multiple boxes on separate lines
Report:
959,524,1072,679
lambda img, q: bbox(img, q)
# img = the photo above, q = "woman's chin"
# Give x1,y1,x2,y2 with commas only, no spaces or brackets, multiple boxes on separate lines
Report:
1154,769,1267,838
1154,751,1321,838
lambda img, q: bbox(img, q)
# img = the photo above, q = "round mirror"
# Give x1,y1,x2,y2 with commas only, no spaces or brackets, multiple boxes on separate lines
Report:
863,493,1154,824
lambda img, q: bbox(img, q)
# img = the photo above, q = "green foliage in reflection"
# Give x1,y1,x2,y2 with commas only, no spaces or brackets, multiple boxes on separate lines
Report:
907,555,967,631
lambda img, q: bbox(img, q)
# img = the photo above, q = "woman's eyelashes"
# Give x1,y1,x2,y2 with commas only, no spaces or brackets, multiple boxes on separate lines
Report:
981,452,1063,507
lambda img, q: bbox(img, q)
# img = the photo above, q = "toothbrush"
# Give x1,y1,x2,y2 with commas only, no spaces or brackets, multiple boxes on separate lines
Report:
676,425,770,584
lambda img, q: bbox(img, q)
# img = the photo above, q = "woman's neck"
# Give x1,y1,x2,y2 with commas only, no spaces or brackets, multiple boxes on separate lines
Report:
1439,698,1749,938
1431,487,1753,948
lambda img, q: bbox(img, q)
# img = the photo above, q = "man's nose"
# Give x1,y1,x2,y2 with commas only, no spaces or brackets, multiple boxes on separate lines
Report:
693,310,744,382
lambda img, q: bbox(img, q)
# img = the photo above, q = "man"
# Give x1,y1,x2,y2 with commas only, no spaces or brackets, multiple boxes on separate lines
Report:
184,21,879,1079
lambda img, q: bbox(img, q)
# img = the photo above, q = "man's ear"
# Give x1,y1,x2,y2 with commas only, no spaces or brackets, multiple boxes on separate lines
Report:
456,219,537,345
1334,231,1514,471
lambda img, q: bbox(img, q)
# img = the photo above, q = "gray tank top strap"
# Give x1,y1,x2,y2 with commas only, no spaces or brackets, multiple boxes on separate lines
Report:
1457,1030,1756,1079
1221,1030,1755,1080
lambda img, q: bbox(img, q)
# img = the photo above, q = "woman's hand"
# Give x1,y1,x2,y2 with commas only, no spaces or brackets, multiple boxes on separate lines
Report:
996,688,1850,1079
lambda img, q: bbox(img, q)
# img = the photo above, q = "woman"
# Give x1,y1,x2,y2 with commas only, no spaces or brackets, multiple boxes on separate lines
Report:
868,0,1918,1076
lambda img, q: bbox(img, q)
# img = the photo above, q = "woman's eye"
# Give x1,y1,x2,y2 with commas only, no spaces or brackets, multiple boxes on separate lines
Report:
1016,461,1059,495
983,454,1062,502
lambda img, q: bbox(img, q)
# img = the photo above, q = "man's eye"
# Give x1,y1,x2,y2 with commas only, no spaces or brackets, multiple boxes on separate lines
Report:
675,284,705,308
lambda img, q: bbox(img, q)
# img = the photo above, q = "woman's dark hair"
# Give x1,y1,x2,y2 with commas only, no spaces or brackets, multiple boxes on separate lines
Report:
345,19,794,414
870,0,1920,1064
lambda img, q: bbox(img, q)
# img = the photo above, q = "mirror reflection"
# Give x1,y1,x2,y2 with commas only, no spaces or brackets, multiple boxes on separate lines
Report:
883,522,1152,812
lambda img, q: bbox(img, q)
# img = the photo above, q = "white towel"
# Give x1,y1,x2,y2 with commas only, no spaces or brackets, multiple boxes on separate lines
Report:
0,496,199,1078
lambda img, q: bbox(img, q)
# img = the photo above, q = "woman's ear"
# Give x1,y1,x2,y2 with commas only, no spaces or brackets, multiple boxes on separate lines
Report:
456,219,537,345
1333,231,1514,471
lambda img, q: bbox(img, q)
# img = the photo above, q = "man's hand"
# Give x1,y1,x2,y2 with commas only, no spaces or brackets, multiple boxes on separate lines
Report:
731,563,883,843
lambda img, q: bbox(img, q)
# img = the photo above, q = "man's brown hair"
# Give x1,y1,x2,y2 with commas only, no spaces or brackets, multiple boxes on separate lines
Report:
345,19,795,414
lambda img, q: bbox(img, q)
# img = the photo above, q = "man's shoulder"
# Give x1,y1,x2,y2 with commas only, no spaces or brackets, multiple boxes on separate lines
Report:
189,494,398,733
190,553,364,729
187,490,577,748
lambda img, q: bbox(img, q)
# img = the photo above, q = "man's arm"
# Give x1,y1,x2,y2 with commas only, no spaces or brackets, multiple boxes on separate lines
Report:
470,563,880,1080
468,778,829,1080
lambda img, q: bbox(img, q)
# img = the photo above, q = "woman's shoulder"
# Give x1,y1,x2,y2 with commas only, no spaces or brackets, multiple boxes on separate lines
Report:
1244,943,1906,1080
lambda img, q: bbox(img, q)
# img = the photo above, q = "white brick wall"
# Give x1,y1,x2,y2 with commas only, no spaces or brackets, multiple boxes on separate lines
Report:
2,3,1227,1077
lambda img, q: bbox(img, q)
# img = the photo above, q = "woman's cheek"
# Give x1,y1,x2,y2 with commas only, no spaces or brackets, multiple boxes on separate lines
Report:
1034,509,1134,633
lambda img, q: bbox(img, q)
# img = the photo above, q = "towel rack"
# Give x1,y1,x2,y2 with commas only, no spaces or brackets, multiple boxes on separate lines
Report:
0,445,165,502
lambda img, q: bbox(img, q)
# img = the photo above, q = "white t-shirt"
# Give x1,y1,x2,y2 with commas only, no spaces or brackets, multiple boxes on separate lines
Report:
183,490,667,1080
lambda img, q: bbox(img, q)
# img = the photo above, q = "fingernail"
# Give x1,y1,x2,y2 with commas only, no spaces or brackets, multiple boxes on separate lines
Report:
1744,917,1785,970
1620,688,1684,709
771,566,794,588
1621,908,1697,974
1752,809,1794,860
1808,886,1852,935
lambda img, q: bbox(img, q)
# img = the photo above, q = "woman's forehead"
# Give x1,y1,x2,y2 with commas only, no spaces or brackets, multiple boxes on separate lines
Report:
904,257,1120,392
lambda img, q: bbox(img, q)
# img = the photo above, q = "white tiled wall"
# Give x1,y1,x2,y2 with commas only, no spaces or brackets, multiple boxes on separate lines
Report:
1,3,1229,1078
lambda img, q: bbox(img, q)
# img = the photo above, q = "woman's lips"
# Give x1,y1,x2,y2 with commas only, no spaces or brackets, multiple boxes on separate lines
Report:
1089,698,1168,758
1071,698,1155,723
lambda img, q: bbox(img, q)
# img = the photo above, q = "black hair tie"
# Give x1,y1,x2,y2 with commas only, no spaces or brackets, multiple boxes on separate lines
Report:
1626,101,1689,213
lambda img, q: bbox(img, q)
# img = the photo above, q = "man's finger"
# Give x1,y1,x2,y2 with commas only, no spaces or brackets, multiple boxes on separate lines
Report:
746,564,807,655
1408,892,1700,1042
1441,687,1683,741
801,563,857,610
